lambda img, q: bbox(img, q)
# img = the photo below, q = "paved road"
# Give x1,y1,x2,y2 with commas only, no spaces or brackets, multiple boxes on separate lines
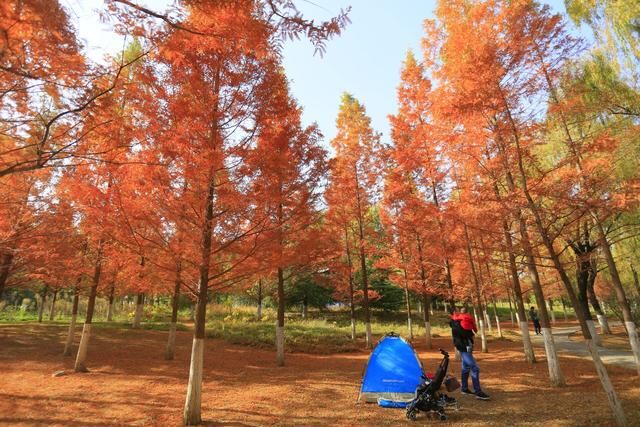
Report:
529,324,638,370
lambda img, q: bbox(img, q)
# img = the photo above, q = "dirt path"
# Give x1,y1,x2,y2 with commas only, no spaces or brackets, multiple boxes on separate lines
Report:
530,323,639,371
1,323,639,426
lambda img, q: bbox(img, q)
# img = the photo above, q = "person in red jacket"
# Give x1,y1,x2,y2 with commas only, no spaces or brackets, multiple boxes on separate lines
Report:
456,307,477,334
449,306,489,400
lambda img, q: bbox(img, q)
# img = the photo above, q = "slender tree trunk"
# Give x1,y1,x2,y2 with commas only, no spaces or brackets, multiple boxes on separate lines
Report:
405,286,413,340
537,53,640,381
64,285,80,356
499,205,535,362
256,279,263,321
132,292,144,328
493,299,502,338
547,299,556,325
507,289,515,326
107,283,115,321
0,252,13,301
48,289,58,321
463,225,487,353
345,228,356,340
422,293,432,349
588,281,612,335
503,95,626,422
302,296,308,320
183,166,217,426
276,267,285,366
517,213,564,386
561,298,568,321
165,267,181,360
37,286,48,323
75,248,102,372
358,230,372,348
353,167,373,348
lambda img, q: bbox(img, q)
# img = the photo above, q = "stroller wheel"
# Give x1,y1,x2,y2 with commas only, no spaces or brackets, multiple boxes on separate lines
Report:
406,408,417,421
438,413,448,421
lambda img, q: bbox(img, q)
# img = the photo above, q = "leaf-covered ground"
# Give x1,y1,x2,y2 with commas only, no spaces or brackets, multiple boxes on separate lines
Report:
1,323,639,426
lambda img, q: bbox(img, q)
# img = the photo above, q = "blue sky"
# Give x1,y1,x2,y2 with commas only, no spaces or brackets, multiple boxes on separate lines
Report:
281,0,572,145
68,0,577,147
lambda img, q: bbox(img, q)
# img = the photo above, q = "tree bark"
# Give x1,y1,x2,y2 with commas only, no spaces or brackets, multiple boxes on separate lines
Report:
165,266,181,360
75,248,102,372
0,252,13,301
256,279,263,321
503,96,628,417
498,204,535,362
345,228,356,340
463,225,488,353
107,283,115,321
493,299,502,338
132,292,144,328
64,285,80,356
37,286,48,323
183,167,216,426
354,169,372,348
536,52,639,380
422,293,431,349
404,285,413,340
276,267,285,366
507,289,515,325
48,289,58,321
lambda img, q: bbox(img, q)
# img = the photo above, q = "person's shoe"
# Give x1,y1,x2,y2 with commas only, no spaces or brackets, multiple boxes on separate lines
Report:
475,391,490,400
460,389,474,395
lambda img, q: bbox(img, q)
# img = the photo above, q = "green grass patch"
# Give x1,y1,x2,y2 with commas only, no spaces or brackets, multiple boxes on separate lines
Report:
205,306,455,353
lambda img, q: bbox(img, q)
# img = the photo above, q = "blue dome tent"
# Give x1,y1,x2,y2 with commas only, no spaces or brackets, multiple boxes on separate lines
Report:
358,333,425,403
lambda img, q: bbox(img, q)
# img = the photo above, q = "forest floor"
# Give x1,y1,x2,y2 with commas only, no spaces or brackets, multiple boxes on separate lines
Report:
1,322,639,426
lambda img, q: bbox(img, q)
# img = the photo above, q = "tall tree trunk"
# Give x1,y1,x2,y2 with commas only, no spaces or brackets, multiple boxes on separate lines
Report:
37,286,48,323
183,167,216,426
354,172,372,348
404,285,413,340
493,299,502,338
276,267,285,366
463,225,487,353
431,182,456,307
517,208,564,386
588,281,612,335
538,51,640,381
107,283,115,321
75,247,102,372
422,293,432,349
132,292,144,328
507,289,515,326
48,289,58,321
358,225,372,348
256,279,263,321
503,93,627,423
498,204,535,362
345,228,356,340
547,299,556,325
0,252,13,301
165,265,181,361
561,298,568,321
64,284,80,356
302,296,308,320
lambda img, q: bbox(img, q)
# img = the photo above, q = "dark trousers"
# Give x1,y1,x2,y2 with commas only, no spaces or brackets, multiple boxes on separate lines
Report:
533,320,541,335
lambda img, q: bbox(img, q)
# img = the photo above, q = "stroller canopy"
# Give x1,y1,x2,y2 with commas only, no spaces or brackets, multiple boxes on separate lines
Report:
358,333,425,403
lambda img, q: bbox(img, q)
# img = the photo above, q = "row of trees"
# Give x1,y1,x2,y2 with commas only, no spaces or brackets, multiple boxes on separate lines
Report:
1,0,638,425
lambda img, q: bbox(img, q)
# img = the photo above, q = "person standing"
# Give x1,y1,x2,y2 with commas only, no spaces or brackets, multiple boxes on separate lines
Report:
450,306,490,400
530,306,541,335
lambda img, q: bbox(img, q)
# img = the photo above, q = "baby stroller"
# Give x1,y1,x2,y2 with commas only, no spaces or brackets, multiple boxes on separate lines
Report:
405,348,458,421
